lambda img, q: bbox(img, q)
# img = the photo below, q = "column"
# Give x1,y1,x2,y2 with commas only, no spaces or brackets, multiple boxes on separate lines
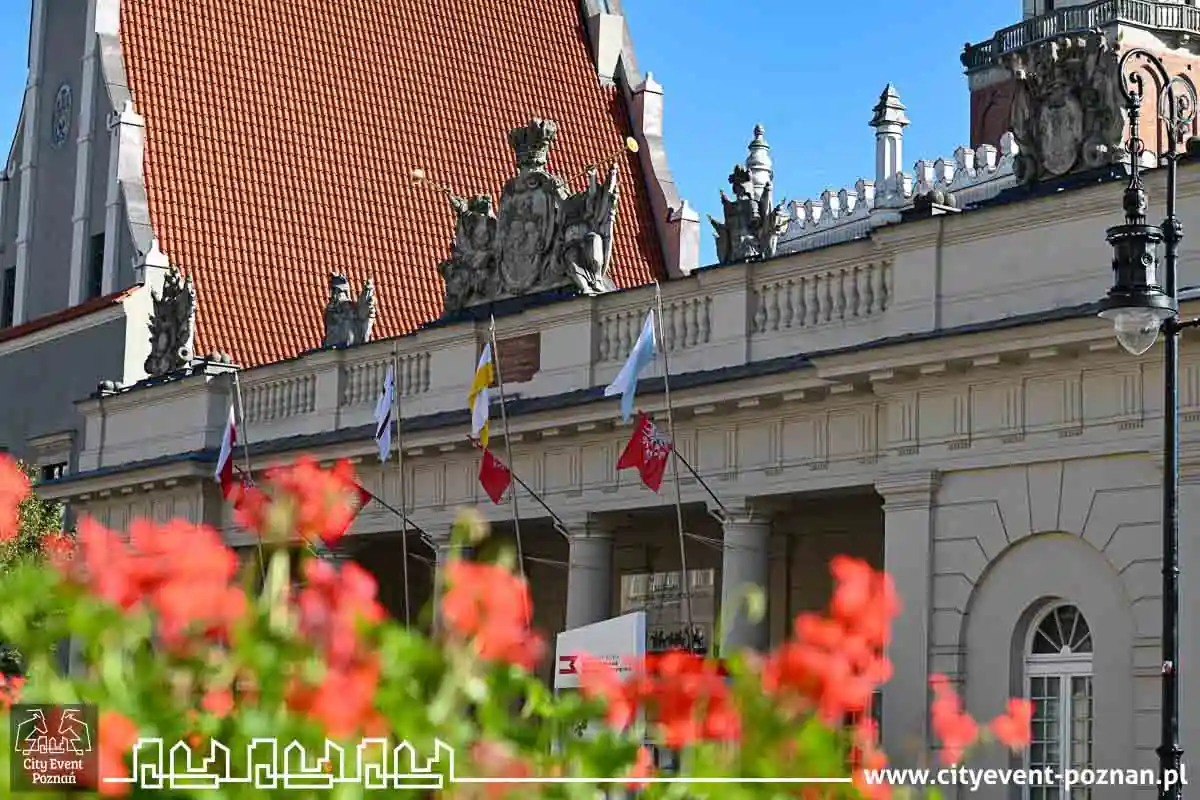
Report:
430,538,455,631
565,516,614,630
11,0,47,324
718,502,772,653
875,471,939,766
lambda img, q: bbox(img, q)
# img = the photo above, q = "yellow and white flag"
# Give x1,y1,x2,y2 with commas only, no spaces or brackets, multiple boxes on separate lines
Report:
469,343,494,447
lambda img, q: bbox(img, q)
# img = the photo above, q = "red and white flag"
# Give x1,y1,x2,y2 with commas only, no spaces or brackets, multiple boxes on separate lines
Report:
329,473,374,543
617,412,672,492
478,447,513,505
215,404,237,497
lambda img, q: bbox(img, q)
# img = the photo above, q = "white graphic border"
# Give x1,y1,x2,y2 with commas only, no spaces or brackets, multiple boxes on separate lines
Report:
99,737,853,789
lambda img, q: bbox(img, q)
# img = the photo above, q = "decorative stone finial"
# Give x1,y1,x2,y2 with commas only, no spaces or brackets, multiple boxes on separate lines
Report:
322,274,375,348
437,119,621,314
144,263,196,378
709,133,789,266
869,84,910,130
745,124,773,195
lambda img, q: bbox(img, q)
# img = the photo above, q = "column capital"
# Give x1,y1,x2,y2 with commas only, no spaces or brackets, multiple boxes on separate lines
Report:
707,497,771,527
557,513,616,541
875,471,940,510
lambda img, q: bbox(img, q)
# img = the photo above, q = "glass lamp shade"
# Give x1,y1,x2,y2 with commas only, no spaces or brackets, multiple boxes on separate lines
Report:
1099,306,1173,355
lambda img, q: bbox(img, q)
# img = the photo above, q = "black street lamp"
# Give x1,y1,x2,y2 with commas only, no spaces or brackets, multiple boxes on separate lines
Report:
1098,48,1199,800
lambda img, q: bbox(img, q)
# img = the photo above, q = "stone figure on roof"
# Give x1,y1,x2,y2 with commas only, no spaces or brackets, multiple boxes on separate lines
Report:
710,125,789,265
144,263,196,378
1005,30,1125,184
560,163,620,295
436,118,622,314
439,194,499,313
322,273,375,348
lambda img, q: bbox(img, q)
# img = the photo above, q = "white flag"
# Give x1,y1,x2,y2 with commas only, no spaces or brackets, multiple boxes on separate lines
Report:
374,364,396,463
604,310,656,422
469,343,494,448
215,403,236,486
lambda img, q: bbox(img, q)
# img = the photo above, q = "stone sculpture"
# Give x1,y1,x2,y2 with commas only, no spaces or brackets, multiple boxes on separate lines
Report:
144,264,196,378
322,273,375,348
1004,30,1126,184
438,118,620,313
710,126,789,265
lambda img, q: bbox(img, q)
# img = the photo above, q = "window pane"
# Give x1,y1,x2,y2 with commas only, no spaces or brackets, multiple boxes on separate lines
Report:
1070,676,1094,773
1030,676,1061,778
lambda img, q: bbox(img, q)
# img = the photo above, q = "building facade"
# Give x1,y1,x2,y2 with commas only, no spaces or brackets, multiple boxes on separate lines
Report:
16,1,1200,798
40,151,1200,796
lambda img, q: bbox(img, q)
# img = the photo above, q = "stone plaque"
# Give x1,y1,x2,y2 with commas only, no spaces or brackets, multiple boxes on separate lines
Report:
487,333,540,385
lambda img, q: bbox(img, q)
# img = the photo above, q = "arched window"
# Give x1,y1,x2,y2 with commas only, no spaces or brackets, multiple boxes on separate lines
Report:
1026,604,1094,799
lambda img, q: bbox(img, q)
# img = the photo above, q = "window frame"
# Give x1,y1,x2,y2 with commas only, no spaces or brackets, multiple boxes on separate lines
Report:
1024,603,1094,799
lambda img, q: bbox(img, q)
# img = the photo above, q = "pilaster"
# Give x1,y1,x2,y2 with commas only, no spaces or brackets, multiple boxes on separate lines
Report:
713,499,772,654
102,101,145,294
564,514,615,630
13,0,48,325
875,470,939,766
68,0,101,306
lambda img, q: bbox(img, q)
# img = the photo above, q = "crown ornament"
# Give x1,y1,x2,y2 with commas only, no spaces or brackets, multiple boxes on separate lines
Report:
509,118,558,170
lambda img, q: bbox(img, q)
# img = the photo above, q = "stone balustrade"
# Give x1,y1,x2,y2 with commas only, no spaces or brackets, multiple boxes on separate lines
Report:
962,0,1200,70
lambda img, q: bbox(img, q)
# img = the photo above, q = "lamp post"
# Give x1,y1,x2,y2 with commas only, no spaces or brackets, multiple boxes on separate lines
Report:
1097,48,1199,800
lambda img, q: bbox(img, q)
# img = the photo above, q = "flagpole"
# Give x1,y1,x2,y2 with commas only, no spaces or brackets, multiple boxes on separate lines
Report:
358,488,436,553
231,371,268,583
673,449,726,516
467,436,572,539
488,316,527,579
653,282,695,651
392,350,412,628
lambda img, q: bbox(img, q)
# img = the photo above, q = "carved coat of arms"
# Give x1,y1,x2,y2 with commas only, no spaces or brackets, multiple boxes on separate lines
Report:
437,118,621,314
1005,31,1126,184
144,264,196,378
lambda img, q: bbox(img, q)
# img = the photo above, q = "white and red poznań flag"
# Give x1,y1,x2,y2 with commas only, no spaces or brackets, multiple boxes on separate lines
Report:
616,412,672,492
215,404,237,497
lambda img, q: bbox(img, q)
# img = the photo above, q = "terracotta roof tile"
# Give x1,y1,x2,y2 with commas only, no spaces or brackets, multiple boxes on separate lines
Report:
119,0,666,367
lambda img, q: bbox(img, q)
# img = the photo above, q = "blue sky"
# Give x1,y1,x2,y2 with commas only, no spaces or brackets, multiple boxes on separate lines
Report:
0,0,1016,266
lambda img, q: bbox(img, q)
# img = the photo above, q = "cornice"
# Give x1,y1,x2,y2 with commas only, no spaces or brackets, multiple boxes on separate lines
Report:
812,313,1110,380
78,369,225,414
38,459,209,502
0,301,126,357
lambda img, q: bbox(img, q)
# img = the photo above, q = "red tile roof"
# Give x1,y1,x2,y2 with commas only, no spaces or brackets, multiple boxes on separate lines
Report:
119,0,666,367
